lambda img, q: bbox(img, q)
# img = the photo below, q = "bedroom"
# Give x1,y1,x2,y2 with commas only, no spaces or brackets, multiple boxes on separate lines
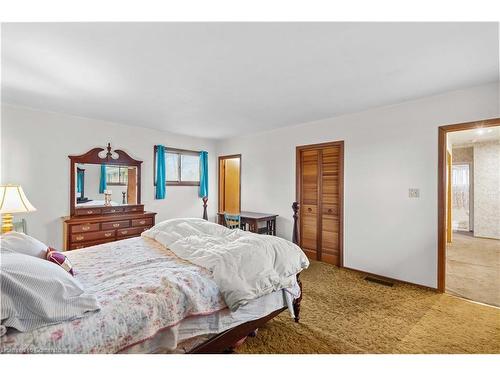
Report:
1,1,499,373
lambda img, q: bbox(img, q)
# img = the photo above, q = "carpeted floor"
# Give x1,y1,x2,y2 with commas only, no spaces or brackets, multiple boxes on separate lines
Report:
237,261,500,354
446,232,500,307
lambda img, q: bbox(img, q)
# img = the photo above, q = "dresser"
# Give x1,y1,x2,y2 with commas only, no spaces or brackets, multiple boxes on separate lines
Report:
63,143,157,251
63,205,156,250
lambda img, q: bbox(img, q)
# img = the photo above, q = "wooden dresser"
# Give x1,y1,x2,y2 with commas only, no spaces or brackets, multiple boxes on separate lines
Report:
63,143,157,251
63,204,156,250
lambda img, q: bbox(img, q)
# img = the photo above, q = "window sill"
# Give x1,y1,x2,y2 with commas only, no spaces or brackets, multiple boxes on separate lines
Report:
166,181,200,186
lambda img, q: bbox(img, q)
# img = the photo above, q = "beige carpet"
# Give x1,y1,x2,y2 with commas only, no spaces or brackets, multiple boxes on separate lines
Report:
238,261,500,354
446,232,500,307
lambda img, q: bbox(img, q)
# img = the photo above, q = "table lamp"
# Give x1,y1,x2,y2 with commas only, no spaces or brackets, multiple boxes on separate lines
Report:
0,184,37,234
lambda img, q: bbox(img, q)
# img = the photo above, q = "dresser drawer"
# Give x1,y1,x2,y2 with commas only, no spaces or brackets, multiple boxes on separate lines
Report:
101,220,130,230
117,226,149,238
131,218,153,227
71,223,100,233
102,207,124,214
75,207,102,216
70,238,115,250
71,230,115,243
124,205,144,213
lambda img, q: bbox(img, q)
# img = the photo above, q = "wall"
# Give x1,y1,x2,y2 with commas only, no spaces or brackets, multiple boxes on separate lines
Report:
216,83,499,288
473,140,500,239
0,104,218,248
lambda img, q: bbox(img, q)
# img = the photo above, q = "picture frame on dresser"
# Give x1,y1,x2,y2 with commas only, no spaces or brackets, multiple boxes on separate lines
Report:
62,143,156,251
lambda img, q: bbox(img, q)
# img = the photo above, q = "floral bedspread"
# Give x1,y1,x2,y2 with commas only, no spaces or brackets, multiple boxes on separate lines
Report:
0,237,226,354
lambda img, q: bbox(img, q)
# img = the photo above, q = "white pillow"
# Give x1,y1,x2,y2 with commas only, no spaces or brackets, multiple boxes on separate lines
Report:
0,252,100,335
0,231,48,258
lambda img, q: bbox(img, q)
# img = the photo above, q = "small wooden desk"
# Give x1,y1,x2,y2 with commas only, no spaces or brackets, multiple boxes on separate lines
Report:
217,211,278,235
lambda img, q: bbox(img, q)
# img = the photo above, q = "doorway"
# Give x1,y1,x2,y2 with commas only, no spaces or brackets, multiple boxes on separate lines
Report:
296,141,344,266
438,118,500,306
218,154,241,214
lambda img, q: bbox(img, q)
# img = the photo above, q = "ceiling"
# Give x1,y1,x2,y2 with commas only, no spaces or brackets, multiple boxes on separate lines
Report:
449,126,500,147
2,22,499,139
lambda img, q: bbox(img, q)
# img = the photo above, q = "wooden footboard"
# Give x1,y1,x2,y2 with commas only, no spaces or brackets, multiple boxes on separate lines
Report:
188,202,303,353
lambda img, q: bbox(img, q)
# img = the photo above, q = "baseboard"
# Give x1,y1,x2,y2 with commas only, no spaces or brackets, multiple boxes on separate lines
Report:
342,266,438,292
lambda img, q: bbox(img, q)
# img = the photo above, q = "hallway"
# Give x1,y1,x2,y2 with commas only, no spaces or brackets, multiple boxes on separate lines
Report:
446,232,500,307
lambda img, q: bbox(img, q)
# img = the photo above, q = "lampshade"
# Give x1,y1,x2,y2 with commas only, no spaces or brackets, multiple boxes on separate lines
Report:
0,184,37,214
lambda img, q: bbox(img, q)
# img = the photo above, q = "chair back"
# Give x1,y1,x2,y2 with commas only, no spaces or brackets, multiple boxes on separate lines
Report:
224,213,241,230
13,219,27,234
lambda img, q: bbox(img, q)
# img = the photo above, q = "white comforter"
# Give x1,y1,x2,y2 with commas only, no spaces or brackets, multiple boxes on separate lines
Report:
142,218,309,311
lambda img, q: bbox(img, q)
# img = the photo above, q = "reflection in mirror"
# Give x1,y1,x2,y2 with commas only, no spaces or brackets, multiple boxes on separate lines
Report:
75,163,138,207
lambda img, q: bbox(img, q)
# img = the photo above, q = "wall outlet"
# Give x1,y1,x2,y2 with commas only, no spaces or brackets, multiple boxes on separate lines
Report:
409,188,420,198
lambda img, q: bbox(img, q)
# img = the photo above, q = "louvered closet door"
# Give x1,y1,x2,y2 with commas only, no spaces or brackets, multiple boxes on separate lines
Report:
298,142,342,266
299,149,319,260
320,146,341,265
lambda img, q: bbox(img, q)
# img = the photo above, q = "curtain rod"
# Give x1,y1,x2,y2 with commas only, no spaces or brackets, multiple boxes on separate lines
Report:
154,145,202,154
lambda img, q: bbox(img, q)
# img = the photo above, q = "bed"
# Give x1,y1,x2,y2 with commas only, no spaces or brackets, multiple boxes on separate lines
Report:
0,213,307,354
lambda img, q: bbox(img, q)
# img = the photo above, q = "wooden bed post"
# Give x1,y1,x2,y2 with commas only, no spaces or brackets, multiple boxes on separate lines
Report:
202,197,208,220
292,201,302,323
292,201,299,245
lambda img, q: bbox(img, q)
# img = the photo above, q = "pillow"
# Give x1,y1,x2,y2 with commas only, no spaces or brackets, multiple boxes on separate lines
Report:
0,252,100,335
46,247,75,276
0,231,48,259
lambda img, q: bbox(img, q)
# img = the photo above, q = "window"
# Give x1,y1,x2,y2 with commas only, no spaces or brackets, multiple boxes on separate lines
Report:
106,166,128,186
155,147,200,186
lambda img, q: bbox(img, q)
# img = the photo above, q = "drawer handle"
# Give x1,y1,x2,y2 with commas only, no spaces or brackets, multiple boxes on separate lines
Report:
328,209,332,213
131,208,137,211
82,226,91,231
112,223,120,228
109,209,116,213
307,208,312,212
86,210,93,214
76,235,84,241
139,220,146,225
121,230,128,235
104,233,112,237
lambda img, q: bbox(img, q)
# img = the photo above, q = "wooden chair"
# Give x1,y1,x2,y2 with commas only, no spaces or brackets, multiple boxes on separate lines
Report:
224,213,241,230
13,219,27,234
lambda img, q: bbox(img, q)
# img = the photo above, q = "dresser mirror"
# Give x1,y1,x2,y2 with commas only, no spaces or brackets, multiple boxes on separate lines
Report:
75,164,138,207
69,143,143,216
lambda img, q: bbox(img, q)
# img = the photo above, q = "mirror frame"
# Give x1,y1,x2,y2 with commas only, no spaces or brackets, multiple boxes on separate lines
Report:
68,143,142,216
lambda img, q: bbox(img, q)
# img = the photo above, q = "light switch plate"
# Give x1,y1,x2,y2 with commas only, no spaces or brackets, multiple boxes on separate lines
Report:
409,188,420,198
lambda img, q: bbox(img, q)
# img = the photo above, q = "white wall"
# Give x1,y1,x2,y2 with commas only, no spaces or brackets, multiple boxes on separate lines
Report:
216,83,500,288
1,105,218,248
473,140,500,239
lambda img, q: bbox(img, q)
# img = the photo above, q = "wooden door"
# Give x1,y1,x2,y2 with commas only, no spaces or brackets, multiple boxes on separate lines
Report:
127,167,137,205
218,155,241,214
297,141,343,266
299,149,320,260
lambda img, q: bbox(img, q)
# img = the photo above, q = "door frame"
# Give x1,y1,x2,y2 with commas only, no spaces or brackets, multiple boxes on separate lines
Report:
437,117,500,292
218,154,242,213
296,140,344,267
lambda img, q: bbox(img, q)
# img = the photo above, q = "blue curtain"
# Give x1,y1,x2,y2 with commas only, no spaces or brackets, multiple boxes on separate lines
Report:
199,151,208,198
99,164,107,194
155,145,166,199
77,171,83,193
